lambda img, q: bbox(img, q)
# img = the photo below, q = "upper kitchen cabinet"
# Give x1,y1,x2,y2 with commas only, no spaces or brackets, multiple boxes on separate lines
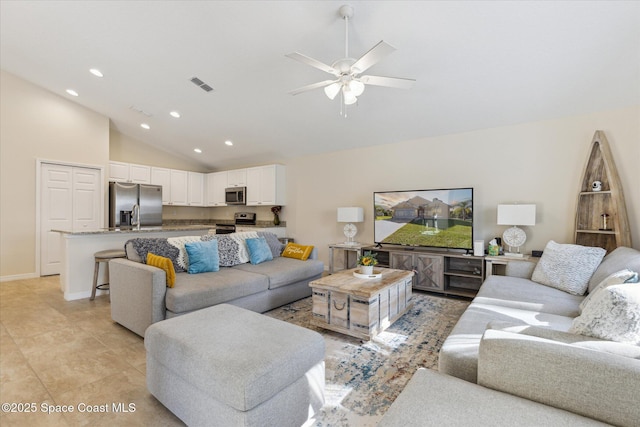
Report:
227,169,247,187
246,165,286,206
169,169,188,206
187,172,204,206
109,161,151,184
151,167,171,204
206,171,228,206
151,167,189,206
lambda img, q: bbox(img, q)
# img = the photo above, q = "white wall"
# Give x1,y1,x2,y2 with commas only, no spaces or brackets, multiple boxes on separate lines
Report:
0,70,110,278
285,106,640,267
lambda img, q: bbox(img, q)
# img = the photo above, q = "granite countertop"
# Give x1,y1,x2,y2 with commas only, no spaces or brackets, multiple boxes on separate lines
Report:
52,224,214,235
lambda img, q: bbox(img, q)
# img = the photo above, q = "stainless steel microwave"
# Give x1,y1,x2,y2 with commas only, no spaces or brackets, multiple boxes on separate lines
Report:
225,187,246,205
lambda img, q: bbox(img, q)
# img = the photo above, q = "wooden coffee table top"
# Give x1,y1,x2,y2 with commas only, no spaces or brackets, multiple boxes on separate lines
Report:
310,268,414,299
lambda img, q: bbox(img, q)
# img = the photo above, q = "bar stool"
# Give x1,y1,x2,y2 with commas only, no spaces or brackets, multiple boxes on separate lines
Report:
91,249,126,301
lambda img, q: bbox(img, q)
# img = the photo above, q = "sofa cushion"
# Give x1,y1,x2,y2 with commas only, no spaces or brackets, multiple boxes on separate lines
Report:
185,240,220,274
246,237,273,265
531,241,606,295
127,238,183,271
257,231,284,258
569,283,640,345
438,301,574,383
588,246,640,293
147,253,176,287
165,269,269,314
378,368,607,427
579,269,638,313
474,275,584,317
167,236,204,271
282,243,314,261
478,329,640,427
233,257,324,290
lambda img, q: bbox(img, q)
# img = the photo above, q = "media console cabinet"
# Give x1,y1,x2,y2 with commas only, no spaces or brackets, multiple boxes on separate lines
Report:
362,246,485,298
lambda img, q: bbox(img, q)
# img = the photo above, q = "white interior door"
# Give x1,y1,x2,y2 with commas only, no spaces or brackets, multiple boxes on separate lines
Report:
41,164,73,276
73,168,101,232
40,163,102,276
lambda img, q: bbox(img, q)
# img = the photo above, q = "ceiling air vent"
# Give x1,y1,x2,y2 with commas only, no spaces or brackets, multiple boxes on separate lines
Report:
190,77,214,92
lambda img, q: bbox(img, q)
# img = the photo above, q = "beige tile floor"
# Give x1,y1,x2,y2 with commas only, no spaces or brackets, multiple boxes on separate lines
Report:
0,276,184,426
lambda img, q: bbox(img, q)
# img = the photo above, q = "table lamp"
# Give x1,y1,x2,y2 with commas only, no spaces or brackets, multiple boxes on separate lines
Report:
497,204,536,257
337,207,364,245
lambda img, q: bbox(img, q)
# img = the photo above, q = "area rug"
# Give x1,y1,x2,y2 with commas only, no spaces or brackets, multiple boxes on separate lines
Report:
264,292,470,426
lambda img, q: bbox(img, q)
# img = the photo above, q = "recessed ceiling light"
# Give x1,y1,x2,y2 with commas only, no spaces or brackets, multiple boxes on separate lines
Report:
194,148,202,153
225,140,233,146
140,123,150,130
89,68,103,77
66,89,79,97
170,111,181,118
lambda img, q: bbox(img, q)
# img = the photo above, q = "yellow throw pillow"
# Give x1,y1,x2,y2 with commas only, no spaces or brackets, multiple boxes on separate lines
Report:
281,243,314,261
147,252,176,287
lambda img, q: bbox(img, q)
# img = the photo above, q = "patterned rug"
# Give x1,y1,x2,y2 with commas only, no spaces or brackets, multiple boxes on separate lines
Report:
264,291,470,426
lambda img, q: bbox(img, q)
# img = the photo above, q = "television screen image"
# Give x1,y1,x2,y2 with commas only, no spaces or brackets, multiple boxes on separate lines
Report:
374,188,474,250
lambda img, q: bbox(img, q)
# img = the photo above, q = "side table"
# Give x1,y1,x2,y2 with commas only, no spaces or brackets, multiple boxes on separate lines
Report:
485,255,539,279
328,243,370,274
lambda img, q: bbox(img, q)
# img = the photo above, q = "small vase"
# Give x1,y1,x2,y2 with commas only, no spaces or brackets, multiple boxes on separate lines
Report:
273,214,280,226
360,265,374,275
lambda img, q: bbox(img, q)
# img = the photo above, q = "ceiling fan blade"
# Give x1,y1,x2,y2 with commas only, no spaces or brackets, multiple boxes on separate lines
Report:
360,75,416,89
350,41,396,74
288,79,339,96
285,52,337,75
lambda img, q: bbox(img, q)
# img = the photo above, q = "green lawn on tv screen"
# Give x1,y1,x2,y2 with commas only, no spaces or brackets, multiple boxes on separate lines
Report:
382,223,472,248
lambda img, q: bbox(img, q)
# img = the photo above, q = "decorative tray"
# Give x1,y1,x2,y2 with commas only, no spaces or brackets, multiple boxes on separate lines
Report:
353,270,383,279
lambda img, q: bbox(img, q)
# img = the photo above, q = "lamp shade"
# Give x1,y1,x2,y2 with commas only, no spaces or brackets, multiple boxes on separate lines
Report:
337,207,364,223
497,204,536,226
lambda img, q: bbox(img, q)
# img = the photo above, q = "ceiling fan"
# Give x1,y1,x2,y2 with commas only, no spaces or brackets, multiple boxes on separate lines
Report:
286,4,415,115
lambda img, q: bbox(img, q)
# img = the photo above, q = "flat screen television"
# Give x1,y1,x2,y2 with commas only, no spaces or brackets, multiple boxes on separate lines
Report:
374,187,474,251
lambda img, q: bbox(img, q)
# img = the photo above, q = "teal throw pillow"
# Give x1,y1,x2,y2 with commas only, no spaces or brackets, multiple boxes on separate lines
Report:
246,237,273,265
185,240,220,274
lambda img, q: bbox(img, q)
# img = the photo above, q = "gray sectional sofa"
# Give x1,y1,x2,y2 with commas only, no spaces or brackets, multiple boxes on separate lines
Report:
381,246,640,426
109,233,324,337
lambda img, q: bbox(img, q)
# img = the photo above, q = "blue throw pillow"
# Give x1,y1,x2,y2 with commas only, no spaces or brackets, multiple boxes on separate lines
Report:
246,237,273,265
185,240,220,274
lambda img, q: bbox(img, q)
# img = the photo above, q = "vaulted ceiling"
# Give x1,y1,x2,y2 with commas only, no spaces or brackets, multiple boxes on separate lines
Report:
2,1,638,170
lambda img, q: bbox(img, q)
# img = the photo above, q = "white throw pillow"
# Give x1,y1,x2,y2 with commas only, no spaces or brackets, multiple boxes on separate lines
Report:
579,269,639,313
569,283,640,345
531,241,606,295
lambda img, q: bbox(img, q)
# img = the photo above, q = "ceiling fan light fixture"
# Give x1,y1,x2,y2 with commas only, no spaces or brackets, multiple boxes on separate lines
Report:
324,82,341,100
349,80,365,96
343,88,358,105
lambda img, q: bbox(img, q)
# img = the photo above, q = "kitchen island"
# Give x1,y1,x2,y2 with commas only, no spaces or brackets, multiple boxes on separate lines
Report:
53,225,213,301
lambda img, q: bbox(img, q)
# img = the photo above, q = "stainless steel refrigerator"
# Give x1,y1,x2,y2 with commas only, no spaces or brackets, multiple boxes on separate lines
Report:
109,182,163,227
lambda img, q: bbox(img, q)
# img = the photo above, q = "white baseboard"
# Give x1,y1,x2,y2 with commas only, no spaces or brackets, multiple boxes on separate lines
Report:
0,272,38,282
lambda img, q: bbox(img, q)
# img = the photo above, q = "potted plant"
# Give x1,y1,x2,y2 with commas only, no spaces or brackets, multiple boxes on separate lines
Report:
357,251,378,275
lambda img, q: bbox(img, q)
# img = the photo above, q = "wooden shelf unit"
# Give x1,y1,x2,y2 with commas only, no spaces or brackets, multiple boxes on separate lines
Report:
574,131,631,253
364,246,484,298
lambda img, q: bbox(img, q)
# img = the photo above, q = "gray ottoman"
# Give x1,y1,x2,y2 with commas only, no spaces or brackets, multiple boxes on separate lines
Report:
145,304,325,427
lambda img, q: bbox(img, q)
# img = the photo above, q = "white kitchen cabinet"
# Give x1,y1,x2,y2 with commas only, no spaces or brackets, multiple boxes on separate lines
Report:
151,167,171,204
206,171,228,206
109,161,151,183
246,165,286,206
128,163,151,183
188,172,204,206
151,168,190,206
227,169,247,187
109,161,130,182
170,169,188,206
